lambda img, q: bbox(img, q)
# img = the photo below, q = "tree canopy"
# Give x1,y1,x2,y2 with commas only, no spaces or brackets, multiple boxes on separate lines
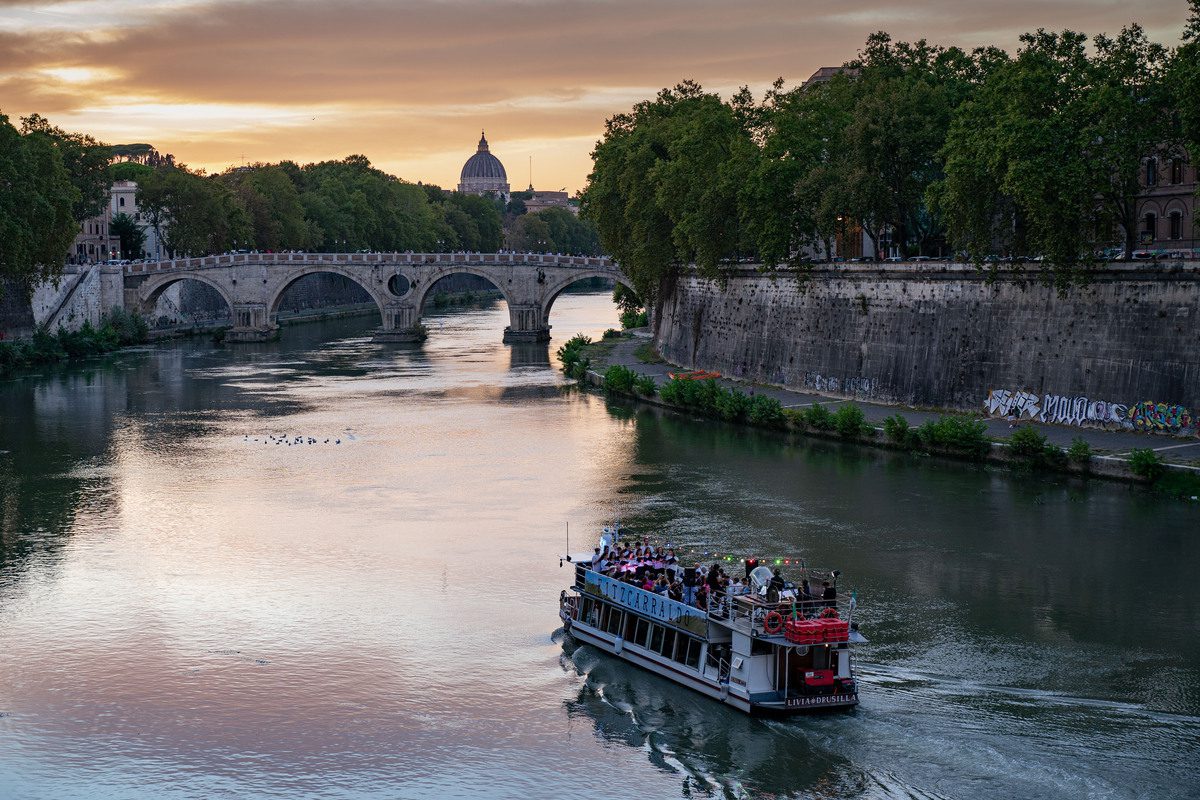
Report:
583,17,1196,295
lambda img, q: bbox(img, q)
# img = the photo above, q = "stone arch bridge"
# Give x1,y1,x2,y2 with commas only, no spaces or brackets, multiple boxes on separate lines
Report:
122,252,631,342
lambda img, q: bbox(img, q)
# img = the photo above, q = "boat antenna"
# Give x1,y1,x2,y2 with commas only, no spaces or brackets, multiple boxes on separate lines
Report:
562,521,569,568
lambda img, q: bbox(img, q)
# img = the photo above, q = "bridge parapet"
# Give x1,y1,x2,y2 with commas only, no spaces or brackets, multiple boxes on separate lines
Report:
126,251,616,275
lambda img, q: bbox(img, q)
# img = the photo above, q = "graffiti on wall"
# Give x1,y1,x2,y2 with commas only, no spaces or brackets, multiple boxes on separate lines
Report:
803,372,877,397
985,389,1195,434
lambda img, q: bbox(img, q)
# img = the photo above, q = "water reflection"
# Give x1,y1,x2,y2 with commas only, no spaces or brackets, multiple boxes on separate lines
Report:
0,293,1197,800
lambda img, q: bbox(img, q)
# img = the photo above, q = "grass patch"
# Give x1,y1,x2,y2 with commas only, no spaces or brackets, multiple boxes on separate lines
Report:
633,342,665,364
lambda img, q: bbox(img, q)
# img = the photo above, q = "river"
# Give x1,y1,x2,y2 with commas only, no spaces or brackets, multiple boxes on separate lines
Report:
0,293,1196,800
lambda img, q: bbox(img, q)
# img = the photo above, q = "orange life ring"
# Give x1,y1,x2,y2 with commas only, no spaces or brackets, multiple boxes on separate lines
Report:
819,607,839,619
763,611,784,634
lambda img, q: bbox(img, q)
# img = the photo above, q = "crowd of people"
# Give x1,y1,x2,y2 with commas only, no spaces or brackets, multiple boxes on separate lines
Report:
588,540,838,617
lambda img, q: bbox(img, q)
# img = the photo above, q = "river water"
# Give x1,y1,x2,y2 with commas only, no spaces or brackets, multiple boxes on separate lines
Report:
0,293,1197,800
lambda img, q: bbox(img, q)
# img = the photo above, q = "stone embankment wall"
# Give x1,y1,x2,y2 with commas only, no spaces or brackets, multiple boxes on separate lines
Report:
655,263,1199,434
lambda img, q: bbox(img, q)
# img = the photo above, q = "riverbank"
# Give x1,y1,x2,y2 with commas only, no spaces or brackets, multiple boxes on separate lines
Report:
571,331,1200,500
0,308,149,377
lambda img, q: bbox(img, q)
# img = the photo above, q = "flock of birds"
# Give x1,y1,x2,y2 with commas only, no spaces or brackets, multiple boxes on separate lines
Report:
245,434,344,446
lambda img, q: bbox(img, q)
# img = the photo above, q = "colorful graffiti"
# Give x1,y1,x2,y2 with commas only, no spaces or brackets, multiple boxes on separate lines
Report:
985,389,1195,434
1128,401,1193,432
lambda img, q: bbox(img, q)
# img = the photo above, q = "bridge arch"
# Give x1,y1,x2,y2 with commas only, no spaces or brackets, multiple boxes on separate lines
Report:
411,265,516,313
265,266,389,322
541,270,635,323
138,272,236,322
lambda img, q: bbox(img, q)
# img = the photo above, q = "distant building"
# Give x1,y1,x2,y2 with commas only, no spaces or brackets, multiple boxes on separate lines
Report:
523,187,576,216
801,66,857,89
1135,153,1196,253
458,131,510,198
70,180,167,263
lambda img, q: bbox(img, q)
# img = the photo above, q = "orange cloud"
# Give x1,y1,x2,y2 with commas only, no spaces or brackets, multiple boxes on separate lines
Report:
0,0,1189,190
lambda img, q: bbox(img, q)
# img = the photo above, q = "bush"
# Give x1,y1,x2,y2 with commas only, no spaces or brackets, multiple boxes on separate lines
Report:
602,328,622,340
801,403,835,430
1067,437,1093,465
748,394,785,428
883,414,916,448
917,415,991,459
1008,425,1048,459
1128,448,1165,481
105,307,149,345
602,364,638,393
714,387,751,422
556,333,592,377
634,375,657,396
833,404,868,439
619,308,649,329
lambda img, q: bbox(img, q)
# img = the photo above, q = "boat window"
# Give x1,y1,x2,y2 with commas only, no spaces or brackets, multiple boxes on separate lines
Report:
649,624,664,653
606,609,624,635
597,602,611,631
581,598,599,627
660,628,677,659
633,618,650,646
751,638,774,656
684,639,702,670
623,613,638,640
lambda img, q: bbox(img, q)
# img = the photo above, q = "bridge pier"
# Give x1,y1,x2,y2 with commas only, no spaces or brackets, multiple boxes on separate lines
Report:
226,303,277,343
503,304,550,343
373,303,427,343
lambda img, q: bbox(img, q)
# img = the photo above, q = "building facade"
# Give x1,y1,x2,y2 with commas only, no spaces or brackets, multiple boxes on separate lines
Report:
70,180,166,263
1136,153,1196,254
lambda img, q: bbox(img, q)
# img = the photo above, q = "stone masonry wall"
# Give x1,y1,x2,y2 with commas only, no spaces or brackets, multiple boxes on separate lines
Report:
656,263,1199,432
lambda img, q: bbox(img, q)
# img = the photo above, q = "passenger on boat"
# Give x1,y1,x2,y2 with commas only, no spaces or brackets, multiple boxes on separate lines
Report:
654,575,670,595
668,580,683,602
695,583,709,611
822,580,837,608
763,568,783,602
682,566,699,606
799,579,816,614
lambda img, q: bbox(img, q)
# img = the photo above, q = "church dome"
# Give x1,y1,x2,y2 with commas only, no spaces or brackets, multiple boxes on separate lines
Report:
458,132,510,196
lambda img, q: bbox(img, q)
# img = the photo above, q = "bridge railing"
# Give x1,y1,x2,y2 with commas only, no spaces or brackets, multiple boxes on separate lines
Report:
126,251,616,274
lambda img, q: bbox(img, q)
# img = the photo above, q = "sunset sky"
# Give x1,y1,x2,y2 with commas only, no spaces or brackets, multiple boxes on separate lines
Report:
1,0,1190,193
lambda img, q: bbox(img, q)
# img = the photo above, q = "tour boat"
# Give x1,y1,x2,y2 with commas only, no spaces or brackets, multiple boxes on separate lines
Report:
558,529,865,716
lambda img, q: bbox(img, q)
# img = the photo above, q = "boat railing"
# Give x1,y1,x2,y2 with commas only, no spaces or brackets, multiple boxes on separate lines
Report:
711,592,855,639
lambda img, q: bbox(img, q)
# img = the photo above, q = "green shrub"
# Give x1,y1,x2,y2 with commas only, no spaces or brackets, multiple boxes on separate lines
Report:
917,415,991,459
1067,437,1093,465
1128,448,1165,481
602,328,622,340
801,403,835,430
883,413,917,448
1008,425,1048,459
556,333,592,376
714,387,751,422
619,309,649,329
748,394,785,428
633,375,657,396
602,364,637,393
833,404,868,439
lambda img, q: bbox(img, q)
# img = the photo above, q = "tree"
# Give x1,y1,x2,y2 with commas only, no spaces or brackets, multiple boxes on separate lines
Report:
582,82,751,302
1175,2,1200,163
507,214,552,252
20,114,112,222
937,26,1180,278
0,114,78,290
110,213,146,259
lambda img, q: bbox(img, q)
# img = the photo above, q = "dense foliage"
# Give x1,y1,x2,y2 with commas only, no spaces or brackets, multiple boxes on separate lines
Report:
0,308,148,375
582,12,1198,296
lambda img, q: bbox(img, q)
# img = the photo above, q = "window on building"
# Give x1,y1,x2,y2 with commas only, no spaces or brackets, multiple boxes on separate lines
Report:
1143,213,1157,237
1170,212,1183,240
119,197,125,207
1171,159,1184,185
1146,159,1157,186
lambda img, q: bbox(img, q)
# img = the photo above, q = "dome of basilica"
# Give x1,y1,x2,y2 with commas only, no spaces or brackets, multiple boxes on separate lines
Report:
458,132,510,196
